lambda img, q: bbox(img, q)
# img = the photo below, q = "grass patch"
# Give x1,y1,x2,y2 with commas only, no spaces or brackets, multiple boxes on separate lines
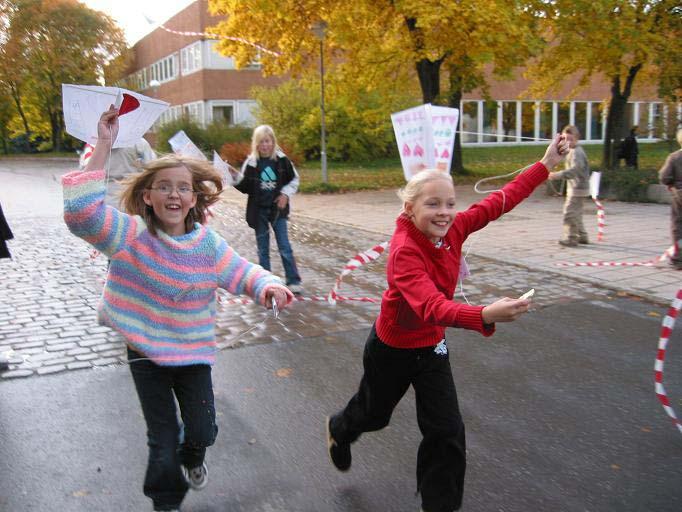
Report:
298,141,673,193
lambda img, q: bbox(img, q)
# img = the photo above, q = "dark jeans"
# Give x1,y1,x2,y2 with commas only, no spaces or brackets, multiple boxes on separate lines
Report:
329,326,466,512
255,207,301,286
128,348,218,511
671,189,682,265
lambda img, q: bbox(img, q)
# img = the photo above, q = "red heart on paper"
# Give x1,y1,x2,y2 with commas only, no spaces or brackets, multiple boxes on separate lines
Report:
119,93,140,116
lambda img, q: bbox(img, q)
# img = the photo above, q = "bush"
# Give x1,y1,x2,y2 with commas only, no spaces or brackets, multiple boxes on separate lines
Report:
156,117,252,157
600,167,659,202
219,141,251,167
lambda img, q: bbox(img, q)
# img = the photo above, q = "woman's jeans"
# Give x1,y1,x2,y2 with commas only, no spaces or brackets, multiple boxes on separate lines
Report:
255,208,301,285
329,327,466,512
128,348,218,511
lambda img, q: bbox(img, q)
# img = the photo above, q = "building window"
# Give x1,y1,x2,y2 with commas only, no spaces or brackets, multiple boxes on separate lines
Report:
574,102,587,139
183,101,204,125
482,101,497,142
650,102,662,138
538,102,552,140
557,102,570,131
181,41,203,75
461,101,478,143
590,103,604,140
501,101,517,140
212,105,234,124
521,102,535,141
149,54,178,84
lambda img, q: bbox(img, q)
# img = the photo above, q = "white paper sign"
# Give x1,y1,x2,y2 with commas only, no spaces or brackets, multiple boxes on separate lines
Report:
589,171,601,199
62,84,169,149
213,151,234,186
168,130,207,161
391,104,459,181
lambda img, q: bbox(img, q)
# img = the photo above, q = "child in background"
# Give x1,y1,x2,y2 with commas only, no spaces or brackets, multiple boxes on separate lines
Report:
325,136,568,512
229,125,303,294
548,125,591,247
63,106,293,512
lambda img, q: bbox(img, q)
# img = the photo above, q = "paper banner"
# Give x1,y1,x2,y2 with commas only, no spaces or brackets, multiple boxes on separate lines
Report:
168,130,207,160
589,171,601,199
62,84,168,149
213,151,234,186
391,104,459,181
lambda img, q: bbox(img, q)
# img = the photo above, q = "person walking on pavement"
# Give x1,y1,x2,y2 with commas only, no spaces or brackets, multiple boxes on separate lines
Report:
548,125,591,247
325,136,569,512
228,125,303,295
659,127,682,270
80,137,156,207
63,106,293,512
0,200,13,372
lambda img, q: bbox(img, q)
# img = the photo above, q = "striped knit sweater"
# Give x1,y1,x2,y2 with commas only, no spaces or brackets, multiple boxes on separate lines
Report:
62,169,282,366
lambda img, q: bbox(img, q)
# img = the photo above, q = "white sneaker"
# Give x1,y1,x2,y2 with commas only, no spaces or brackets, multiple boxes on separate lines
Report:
288,283,304,295
181,462,208,490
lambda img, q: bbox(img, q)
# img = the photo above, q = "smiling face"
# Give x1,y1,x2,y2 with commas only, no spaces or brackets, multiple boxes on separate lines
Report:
142,166,197,236
563,131,578,149
404,179,457,243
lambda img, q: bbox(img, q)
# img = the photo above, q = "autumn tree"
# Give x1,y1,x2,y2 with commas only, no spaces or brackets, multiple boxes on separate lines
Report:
208,0,538,172
526,0,682,169
0,0,128,151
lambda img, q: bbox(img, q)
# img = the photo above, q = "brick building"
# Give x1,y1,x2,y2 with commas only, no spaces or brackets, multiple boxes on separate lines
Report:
124,0,673,145
123,0,284,128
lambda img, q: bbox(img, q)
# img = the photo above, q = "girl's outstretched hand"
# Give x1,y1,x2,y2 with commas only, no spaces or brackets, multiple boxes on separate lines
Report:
264,285,294,311
540,134,570,170
481,297,531,324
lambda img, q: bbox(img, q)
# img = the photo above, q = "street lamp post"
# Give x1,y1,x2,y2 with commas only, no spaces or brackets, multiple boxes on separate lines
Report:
311,20,328,184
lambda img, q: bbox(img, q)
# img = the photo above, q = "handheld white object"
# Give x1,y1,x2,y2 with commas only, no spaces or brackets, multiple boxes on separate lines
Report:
272,301,279,319
519,289,535,300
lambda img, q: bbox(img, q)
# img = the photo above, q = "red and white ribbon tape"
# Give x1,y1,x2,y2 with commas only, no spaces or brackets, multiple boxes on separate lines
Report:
593,197,605,242
156,24,281,57
217,294,380,306
655,288,682,434
79,143,95,169
327,241,390,304
555,244,677,268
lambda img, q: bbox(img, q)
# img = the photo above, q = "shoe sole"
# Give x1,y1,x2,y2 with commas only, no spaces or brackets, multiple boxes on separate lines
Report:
326,416,350,472
182,463,208,491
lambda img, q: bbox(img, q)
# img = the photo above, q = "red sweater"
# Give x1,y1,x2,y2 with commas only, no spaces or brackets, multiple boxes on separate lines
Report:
375,162,549,349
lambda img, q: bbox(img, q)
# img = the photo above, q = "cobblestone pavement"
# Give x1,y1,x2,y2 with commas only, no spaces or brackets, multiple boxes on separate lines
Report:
1,188,612,380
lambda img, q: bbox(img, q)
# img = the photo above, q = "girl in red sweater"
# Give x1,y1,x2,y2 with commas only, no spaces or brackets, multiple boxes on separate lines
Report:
326,135,568,512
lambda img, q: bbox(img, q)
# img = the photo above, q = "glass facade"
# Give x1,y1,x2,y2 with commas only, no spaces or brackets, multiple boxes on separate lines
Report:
574,102,587,139
461,101,478,143
501,102,517,140
590,103,604,140
482,101,497,142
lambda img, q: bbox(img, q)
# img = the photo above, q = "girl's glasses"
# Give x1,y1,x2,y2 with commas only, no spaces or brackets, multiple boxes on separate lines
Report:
149,184,196,196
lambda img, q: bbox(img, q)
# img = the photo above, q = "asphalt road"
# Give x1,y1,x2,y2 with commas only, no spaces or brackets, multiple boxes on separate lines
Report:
1,296,680,512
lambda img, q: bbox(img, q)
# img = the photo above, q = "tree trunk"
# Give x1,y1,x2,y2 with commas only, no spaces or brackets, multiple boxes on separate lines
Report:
9,83,31,152
603,64,642,169
416,59,441,104
447,85,463,174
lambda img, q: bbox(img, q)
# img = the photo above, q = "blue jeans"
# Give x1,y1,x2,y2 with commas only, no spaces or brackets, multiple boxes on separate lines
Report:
255,207,301,285
128,348,218,511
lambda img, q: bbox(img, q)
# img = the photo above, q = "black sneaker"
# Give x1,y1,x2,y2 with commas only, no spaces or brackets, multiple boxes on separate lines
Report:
326,416,351,471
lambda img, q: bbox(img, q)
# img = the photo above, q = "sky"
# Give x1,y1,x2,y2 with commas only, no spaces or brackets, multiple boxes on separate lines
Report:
81,0,195,45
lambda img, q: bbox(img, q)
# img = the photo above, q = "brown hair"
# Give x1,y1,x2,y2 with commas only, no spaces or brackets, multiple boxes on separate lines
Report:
119,154,223,236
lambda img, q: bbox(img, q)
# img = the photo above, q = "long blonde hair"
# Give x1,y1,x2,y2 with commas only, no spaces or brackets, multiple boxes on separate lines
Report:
398,169,454,212
249,124,279,161
119,155,223,235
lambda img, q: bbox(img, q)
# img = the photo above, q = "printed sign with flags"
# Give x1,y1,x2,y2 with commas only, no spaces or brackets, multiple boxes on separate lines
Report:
62,84,168,149
391,104,459,181
168,130,207,160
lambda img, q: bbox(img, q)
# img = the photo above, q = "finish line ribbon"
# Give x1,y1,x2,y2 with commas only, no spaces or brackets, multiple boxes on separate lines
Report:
555,243,677,268
655,288,682,434
594,197,605,242
327,241,390,305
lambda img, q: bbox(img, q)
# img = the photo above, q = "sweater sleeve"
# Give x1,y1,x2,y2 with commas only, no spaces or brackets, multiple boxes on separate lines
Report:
553,148,588,180
456,161,548,237
62,169,143,257
392,246,493,335
659,154,675,186
213,232,282,305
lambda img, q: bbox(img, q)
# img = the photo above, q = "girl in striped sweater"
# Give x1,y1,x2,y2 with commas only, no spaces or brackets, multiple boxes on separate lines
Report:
63,106,293,512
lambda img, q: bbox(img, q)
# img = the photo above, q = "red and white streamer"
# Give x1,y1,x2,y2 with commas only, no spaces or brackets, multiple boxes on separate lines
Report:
655,288,682,434
327,241,390,305
555,244,677,268
156,24,281,57
594,197,605,242
79,143,95,169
